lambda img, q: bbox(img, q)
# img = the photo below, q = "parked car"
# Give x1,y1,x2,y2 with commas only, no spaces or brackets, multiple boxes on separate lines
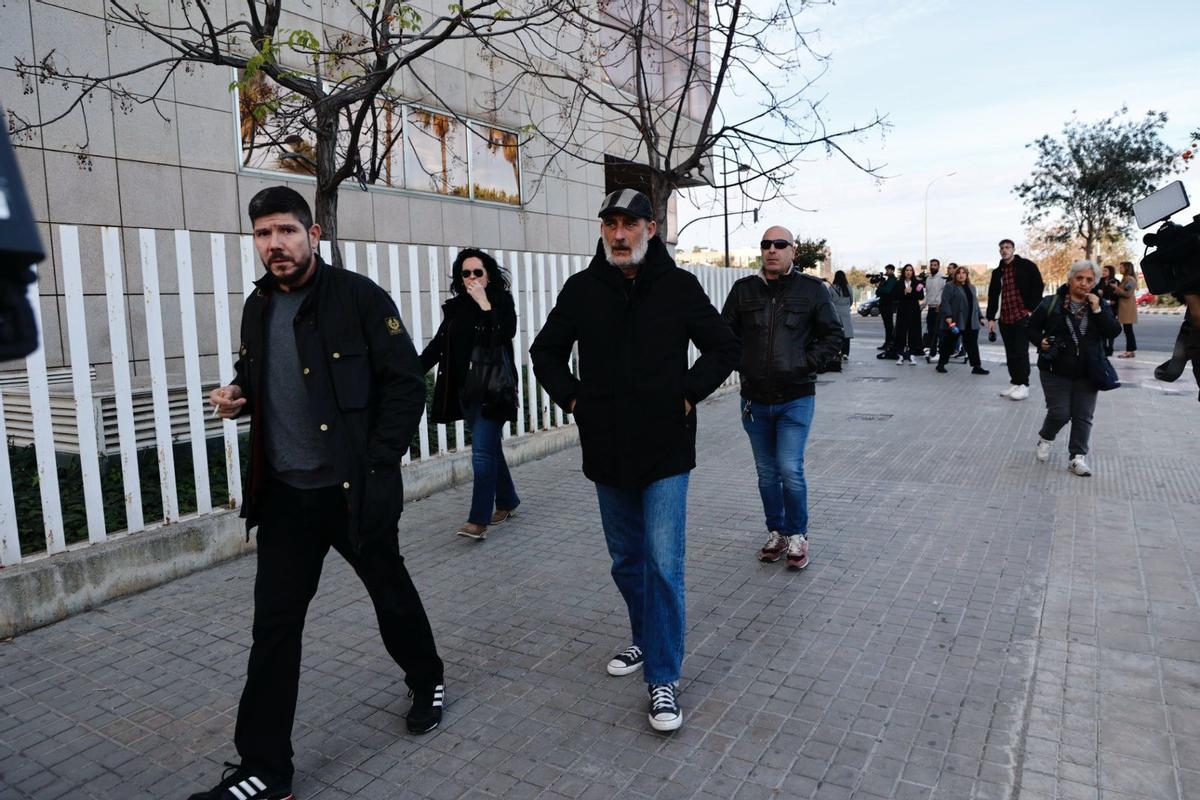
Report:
1136,289,1157,307
857,296,881,316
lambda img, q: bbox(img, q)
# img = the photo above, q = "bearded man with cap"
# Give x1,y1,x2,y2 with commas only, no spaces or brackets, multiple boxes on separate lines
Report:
530,188,739,732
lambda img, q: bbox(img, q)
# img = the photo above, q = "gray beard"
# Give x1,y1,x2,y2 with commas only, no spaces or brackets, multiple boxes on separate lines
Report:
603,236,648,267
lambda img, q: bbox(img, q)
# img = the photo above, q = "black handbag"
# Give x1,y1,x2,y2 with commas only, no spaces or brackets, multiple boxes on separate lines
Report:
461,333,519,421
1087,345,1120,391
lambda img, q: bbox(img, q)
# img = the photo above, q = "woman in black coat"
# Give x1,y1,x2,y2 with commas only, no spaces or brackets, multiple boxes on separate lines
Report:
420,248,520,540
1026,260,1121,477
893,264,925,364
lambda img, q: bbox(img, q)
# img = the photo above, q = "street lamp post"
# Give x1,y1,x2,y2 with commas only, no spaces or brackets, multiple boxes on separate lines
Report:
924,171,957,266
721,148,750,268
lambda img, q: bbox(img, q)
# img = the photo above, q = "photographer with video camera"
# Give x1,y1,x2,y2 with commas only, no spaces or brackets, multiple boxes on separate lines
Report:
874,264,897,358
1027,260,1121,477
1135,180,1200,401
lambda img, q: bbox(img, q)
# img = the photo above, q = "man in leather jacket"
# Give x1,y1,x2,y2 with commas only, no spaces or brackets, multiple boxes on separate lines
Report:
197,187,443,800
720,227,843,571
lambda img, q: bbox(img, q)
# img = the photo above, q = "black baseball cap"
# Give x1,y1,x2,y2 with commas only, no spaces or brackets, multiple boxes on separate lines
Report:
598,188,654,221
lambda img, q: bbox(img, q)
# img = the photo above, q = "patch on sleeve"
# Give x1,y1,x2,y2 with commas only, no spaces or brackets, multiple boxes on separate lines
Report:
385,316,404,335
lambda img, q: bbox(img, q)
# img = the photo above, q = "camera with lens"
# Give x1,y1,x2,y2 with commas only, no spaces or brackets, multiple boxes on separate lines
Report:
1135,181,1200,298
1043,335,1060,361
866,272,885,285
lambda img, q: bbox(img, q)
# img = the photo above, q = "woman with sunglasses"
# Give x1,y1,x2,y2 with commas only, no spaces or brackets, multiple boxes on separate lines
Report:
420,249,521,540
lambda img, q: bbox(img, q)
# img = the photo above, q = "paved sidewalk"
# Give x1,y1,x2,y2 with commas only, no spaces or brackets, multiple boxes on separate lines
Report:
2,335,1198,800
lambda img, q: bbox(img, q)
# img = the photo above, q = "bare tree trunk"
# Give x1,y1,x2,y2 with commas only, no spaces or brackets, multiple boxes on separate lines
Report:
314,110,341,268
648,172,673,239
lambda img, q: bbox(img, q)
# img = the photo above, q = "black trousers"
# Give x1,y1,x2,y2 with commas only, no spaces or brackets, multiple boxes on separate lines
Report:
999,319,1032,386
1123,323,1137,352
937,329,981,368
925,308,940,355
880,303,895,347
234,479,443,778
894,306,923,356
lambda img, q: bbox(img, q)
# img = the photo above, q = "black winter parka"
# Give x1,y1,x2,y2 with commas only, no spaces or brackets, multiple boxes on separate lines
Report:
1027,285,1122,379
232,256,427,550
420,287,518,423
720,269,844,403
529,237,739,489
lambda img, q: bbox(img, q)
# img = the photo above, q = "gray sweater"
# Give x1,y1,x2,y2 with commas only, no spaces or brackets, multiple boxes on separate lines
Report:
939,283,982,332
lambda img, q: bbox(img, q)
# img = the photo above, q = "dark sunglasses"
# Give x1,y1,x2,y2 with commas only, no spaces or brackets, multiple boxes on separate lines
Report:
461,268,486,278
760,239,792,250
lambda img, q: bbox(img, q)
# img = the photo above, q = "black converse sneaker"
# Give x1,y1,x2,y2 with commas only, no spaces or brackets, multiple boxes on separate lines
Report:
186,762,293,800
647,683,683,731
406,683,444,734
606,644,644,676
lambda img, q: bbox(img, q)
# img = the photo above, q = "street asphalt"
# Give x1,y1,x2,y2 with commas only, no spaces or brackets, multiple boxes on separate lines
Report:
1,326,1198,800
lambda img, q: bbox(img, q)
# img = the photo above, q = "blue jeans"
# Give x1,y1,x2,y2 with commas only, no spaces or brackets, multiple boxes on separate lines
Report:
594,472,689,685
464,404,520,525
741,396,814,537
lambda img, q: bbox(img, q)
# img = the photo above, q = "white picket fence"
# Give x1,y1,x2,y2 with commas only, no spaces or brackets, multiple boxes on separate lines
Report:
0,225,751,566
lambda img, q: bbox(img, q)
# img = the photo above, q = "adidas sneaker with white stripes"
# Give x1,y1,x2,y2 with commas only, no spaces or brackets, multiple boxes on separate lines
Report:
406,683,444,734
187,762,293,800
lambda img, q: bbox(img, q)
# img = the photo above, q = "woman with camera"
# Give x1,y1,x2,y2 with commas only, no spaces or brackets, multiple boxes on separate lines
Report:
893,264,924,364
1027,260,1121,477
420,249,521,540
1114,261,1139,358
935,266,988,374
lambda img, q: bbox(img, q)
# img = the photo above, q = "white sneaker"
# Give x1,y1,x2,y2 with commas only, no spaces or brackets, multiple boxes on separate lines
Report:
999,384,1018,398
896,356,904,364
1009,385,1030,401
1068,456,1092,477
1035,438,1052,462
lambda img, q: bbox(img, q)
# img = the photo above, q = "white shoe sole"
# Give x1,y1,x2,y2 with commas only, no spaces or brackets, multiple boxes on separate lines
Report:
648,711,683,732
607,660,643,677
456,529,486,540
1068,465,1091,477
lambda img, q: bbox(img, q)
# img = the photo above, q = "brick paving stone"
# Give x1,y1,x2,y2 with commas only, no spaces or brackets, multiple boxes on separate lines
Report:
1,333,1197,799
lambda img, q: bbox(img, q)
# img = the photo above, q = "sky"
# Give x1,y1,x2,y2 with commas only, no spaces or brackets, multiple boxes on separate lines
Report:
674,0,1200,270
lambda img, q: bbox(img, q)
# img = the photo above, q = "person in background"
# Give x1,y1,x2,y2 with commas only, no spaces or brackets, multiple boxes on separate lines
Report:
829,269,855,367
893,264,924,364
420,248,520,541
986,239,1044,401
1114,261,1139,358
1027,260,1121,477
875,264,897,357
935,266,988,375
923,259,946,362
1097,265,1120,357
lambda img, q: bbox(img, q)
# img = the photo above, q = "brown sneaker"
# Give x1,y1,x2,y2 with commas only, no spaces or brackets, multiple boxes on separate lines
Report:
759,531,786,563
786,535,809,570
490,509,516,525
456,522,487,540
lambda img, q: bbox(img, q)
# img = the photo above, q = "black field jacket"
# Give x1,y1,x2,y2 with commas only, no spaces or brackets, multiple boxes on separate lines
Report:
232,256,426,550
1027,286,1122,379
720,269,844,403
529,237,739,489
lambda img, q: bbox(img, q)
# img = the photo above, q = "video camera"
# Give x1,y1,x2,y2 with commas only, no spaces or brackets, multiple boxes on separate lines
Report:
866,272,886,285
1135,181,1200,297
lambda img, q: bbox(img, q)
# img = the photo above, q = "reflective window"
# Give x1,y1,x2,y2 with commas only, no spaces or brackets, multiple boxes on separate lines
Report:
238,72,317,176
405,108,469,197
236,71,520,205
471,125,521,205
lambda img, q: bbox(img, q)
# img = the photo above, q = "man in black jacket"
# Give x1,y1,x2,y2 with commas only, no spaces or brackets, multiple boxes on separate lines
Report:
195,187,443,800
986,238,1044,400
530,188,738,733
721,227,843,571
875,263,897,356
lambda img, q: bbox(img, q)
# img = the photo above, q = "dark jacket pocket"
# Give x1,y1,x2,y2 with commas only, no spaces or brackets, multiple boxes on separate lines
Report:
331,347,370,410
